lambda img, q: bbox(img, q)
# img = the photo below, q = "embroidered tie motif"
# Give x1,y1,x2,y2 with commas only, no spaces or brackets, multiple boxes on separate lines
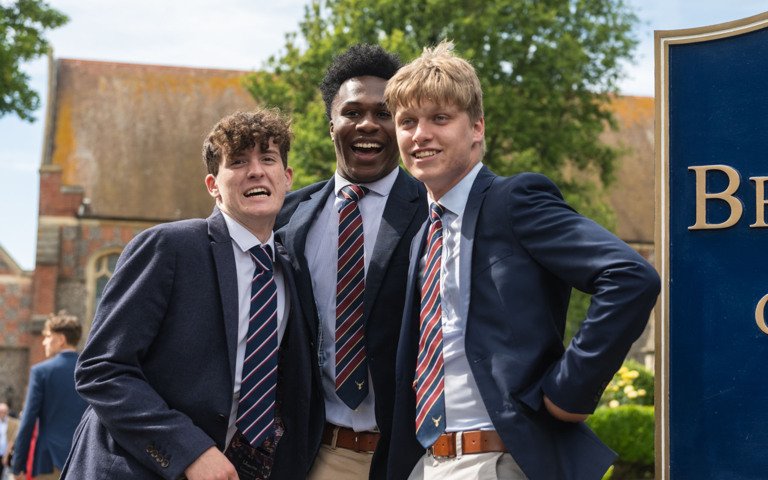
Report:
236,244,278,447
415,202,447,448
335,184,369,409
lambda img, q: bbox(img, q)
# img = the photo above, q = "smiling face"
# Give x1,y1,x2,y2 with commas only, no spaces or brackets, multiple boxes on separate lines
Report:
395,100,484,200
205,139,293,242
330,76,399,183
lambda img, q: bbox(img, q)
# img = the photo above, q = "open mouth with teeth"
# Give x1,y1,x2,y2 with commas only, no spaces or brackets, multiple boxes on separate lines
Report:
244,187,270,197
413,149,439,159
351,141,385,155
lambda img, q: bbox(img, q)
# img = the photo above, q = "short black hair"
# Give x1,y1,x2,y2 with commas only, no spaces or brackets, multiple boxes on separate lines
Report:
319,43,402,120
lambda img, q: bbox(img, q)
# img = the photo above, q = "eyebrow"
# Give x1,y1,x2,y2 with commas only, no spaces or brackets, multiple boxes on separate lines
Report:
340,100,388,107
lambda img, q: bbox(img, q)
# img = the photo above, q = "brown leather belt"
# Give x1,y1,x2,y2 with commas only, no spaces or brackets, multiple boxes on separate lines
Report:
429,430,507,458
322,423,379,453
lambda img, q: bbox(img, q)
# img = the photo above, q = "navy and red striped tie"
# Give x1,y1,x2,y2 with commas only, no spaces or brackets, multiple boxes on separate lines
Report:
236,244,278,447
335,184,369,409
415,202,446,447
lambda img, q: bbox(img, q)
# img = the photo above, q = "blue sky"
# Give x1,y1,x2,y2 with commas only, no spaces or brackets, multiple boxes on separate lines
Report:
1,0,767,270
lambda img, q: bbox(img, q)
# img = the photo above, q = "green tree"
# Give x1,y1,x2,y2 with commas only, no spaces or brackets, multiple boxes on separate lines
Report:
246,0,637,220
0,0,68,121
246,0,639,334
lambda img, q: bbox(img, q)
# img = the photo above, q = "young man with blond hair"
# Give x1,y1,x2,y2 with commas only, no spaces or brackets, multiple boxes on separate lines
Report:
383,41,660,480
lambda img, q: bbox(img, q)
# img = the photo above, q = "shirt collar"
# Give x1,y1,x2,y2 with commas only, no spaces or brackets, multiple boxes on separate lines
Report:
429,161,484,217
220,210,275,259
334,166,399,198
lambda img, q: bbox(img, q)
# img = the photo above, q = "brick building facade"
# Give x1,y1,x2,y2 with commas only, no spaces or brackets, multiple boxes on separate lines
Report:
0,57,258,411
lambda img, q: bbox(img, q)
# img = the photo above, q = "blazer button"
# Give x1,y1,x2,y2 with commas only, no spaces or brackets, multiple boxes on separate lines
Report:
217,414,227,423
161,459,170,468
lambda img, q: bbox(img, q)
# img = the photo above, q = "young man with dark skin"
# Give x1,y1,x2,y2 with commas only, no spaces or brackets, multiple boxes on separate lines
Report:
276,44,428,479
61,109,322,480
383,42,661,480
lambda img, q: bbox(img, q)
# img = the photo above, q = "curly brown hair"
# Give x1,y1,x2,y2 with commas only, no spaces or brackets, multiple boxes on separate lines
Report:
44,310,82,346
202,108,292,175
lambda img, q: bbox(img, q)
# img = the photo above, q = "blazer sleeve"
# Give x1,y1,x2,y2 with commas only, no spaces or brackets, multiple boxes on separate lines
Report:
74,227,215,479
506,173,660,414
10,365,44,474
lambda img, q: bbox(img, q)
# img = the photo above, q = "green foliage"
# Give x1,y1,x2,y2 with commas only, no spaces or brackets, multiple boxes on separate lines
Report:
0,0,68,121
244,0,639,217
587,405,654,478
599,358,654,408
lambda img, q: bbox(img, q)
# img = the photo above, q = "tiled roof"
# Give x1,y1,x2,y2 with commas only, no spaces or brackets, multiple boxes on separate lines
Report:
46,59,259,221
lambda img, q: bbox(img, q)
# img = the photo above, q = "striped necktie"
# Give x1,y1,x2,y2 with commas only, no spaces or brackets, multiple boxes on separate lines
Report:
415,202,447,447
236,244,278,447
335,184,369,409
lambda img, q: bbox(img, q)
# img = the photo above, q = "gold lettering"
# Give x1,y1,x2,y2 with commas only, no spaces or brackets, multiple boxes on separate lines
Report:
689,165,743,230
756,294,768,335
750,176,768,227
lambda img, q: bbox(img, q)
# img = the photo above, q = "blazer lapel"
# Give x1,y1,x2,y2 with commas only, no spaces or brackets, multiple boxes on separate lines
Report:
282,181,334,341
208,208,240,385
363,169,421,321
459,166,495,323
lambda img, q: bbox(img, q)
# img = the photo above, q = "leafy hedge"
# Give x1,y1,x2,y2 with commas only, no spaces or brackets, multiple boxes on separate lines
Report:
587,405,654,479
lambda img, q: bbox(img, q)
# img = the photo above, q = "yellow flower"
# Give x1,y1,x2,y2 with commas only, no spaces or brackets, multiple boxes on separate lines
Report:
621,369,640,382
637,389,646,396
609,400,620,408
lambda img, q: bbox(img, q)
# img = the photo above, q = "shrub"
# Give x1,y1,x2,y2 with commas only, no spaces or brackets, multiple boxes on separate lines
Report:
587,405,654,479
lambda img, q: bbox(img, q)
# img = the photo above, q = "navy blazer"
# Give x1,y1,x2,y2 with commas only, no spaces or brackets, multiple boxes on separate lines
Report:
388,168,661,480
276,167,428,479
11,351,87,476
61,209,322,480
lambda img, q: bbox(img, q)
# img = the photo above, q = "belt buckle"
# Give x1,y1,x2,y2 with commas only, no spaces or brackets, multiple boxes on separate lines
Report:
427,432,457,459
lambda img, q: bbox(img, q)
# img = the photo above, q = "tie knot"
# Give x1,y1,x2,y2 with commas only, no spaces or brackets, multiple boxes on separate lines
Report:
430,202,444,223
249,244,273,272
340,184,368,204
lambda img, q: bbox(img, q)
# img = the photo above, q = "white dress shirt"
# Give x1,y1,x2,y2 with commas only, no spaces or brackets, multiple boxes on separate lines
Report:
426,161,494,432
221,211,289,445
305,167,399,432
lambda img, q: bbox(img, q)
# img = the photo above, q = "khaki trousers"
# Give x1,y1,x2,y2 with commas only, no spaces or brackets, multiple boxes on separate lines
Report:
307,444,374,480
407,452,528,480
34,468,61,480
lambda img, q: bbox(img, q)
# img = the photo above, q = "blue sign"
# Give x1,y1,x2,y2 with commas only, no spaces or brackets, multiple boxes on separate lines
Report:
657,12,768,480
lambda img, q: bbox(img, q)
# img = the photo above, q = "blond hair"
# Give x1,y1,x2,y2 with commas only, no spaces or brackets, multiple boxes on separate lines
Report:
384,40,484,122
